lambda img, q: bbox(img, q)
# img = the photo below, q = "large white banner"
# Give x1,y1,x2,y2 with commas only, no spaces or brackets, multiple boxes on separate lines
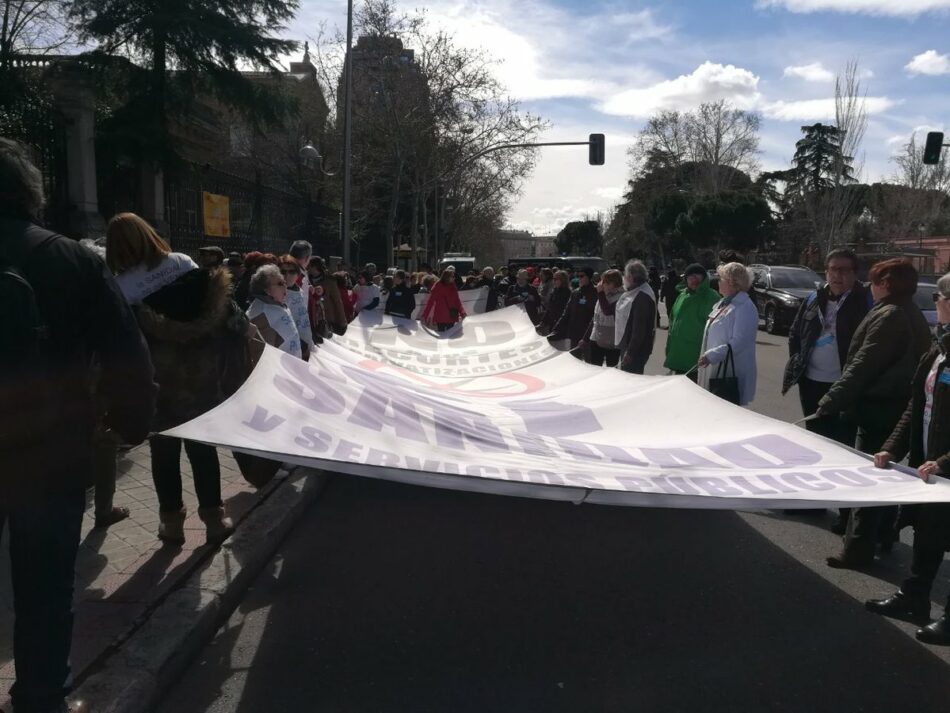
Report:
165,307,950,509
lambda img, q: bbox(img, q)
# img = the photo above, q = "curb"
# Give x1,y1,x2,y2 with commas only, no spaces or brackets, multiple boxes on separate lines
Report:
70,467,331,713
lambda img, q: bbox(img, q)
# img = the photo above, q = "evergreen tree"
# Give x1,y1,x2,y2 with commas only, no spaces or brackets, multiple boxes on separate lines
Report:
786,122,855,197
69,0,299,159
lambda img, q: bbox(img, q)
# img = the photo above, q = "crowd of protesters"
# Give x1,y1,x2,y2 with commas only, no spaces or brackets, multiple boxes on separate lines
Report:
9,130,950,713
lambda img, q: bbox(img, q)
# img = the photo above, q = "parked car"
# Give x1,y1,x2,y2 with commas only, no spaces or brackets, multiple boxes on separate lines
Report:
749,264,822,334
915,282,938,327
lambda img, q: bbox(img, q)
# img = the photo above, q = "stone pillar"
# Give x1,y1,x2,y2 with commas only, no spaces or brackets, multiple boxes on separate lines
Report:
49,63,105,239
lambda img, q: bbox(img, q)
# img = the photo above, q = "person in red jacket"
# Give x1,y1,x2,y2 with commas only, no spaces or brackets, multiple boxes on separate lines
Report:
422,268,466,331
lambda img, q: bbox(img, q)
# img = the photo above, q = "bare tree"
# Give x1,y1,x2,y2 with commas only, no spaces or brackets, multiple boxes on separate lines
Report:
0,0,73,69
882,132,950,239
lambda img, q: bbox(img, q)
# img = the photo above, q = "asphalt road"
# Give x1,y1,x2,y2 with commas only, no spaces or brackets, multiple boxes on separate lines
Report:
158,320,950,713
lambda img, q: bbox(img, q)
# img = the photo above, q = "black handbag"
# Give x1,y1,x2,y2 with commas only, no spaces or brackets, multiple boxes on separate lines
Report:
708,345,741,405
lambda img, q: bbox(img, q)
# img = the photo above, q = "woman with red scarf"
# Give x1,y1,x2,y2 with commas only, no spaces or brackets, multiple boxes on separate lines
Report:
422,268,466,331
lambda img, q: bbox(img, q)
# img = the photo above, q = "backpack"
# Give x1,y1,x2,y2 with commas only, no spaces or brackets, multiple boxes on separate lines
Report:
0,227,59,452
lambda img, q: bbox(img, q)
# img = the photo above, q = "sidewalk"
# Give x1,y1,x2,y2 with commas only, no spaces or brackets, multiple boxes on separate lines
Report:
0,444,285,706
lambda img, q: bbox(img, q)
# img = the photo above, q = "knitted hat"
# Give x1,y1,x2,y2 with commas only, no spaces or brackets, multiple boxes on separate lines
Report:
684,263,706,279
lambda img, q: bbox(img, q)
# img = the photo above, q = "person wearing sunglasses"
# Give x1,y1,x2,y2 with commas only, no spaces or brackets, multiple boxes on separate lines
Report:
866,273,950,644
246,264,303,359
278,255,315,358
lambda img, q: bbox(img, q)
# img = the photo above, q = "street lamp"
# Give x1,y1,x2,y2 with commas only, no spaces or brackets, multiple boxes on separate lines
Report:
299,143,336,176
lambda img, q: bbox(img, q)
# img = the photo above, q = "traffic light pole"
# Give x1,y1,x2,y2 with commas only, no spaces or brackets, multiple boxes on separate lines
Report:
342,0,354,267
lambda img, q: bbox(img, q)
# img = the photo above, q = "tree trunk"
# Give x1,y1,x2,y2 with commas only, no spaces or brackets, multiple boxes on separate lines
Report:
410,190,419,272
386,156,403,270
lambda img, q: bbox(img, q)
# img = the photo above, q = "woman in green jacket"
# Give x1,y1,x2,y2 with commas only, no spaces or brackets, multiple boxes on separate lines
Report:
664,264,720,378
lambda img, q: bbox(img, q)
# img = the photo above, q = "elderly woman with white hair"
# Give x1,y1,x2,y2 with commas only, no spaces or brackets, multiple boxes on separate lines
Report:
697,262,759,405
616,259,657,374
246,264,303,359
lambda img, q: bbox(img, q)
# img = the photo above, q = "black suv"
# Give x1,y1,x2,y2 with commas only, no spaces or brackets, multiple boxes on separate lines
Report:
749,264,822,334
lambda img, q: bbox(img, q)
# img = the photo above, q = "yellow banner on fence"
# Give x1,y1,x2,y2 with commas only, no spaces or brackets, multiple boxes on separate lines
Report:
202,191,230,238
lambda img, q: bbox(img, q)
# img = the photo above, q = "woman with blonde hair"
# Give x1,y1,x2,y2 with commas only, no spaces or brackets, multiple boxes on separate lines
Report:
106,212,198,305
697,262,759,405
106,212,243,544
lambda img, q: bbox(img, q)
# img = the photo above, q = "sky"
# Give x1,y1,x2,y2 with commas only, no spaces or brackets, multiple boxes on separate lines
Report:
290,0,950,235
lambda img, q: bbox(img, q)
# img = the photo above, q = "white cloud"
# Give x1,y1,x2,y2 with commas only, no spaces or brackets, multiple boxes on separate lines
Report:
593,186,624,200
762,96,898,121
783,62,835,82
599,62,761,118
906,50,950,75
758,0,950,16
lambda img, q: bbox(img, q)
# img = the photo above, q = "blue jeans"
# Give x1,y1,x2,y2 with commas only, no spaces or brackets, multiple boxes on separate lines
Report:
1,487,85,713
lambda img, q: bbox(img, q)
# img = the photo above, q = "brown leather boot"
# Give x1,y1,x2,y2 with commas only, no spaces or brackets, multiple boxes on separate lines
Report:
158,507,187,544
198,506,234,543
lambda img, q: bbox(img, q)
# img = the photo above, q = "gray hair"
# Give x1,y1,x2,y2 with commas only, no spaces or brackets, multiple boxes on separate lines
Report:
624,259,648,285
938,272,950,300
717,262,753,292
250,263,281,296
0,138,45,218
481,266,495,279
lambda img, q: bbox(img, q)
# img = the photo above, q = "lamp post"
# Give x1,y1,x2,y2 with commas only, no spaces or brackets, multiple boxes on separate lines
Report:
342,0,354,268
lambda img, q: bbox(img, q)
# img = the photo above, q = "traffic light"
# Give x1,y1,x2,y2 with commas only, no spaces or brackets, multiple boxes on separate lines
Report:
589,133,605,166
924,132,945,165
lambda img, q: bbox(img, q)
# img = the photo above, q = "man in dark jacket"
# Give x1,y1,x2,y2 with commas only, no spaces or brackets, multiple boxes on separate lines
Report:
660,267,680,323
552,267,597,357
817,258,932,568
617,261,657,374
0,138,156,713
783,248,870,529
476,267,500,312
505,269,542,324
385,269,417,319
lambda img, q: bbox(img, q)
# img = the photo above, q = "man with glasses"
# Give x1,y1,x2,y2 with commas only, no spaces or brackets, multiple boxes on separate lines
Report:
782,248,871,530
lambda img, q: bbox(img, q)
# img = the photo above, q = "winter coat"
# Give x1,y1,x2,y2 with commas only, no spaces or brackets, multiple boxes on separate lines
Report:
247,296,303,359
353,283,380,312
660,272,680,305
783,282,871,394
0,218,156,501
310,273,347,334
664,278,720,372
616,283,657,370
422,281,466,325
506,282,541,324
385,284,417,319
818,295,932,421
697,291,759,405
587,290,623,349
553,283,598,346
137,267,247,431
883,332,950,550
476,277,500,312
541,285,572,336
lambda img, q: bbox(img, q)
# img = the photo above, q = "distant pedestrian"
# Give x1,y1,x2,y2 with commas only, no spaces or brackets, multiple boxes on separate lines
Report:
307,256,347,335
649,265,662,327
697,262,759,405
353,271,381,314
664,263,719,378
0,139,156,713
422,268,466,331
505,269,542,324
660,267,679,323
385,269,417,319
552,267,597,356
539,270,572,339
477,267,500,312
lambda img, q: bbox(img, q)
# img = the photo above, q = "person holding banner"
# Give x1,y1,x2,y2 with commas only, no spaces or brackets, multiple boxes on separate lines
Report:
582,269,625,368
616,260,657,374
866,272,950,644
422,268,466,332
385,270,416,319
665,264,720,379
247,264,303,359
539,270,572,340
819,259,932,569
506,269,542,324
552,267,597,357
697,262,758,405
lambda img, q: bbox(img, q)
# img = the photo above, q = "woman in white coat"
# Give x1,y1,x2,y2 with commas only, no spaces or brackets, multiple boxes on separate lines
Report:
698,262,759,406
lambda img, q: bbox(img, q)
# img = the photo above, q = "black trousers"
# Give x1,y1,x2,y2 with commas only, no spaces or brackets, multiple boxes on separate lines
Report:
1,486,85,713
587,343,620,368
149,435,222,512
799,377,857,520
902,539,948,608
621,354,650,375
843,400,906,557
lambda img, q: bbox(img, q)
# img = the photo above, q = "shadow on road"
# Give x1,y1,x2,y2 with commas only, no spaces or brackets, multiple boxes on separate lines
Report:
162,475,950,713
